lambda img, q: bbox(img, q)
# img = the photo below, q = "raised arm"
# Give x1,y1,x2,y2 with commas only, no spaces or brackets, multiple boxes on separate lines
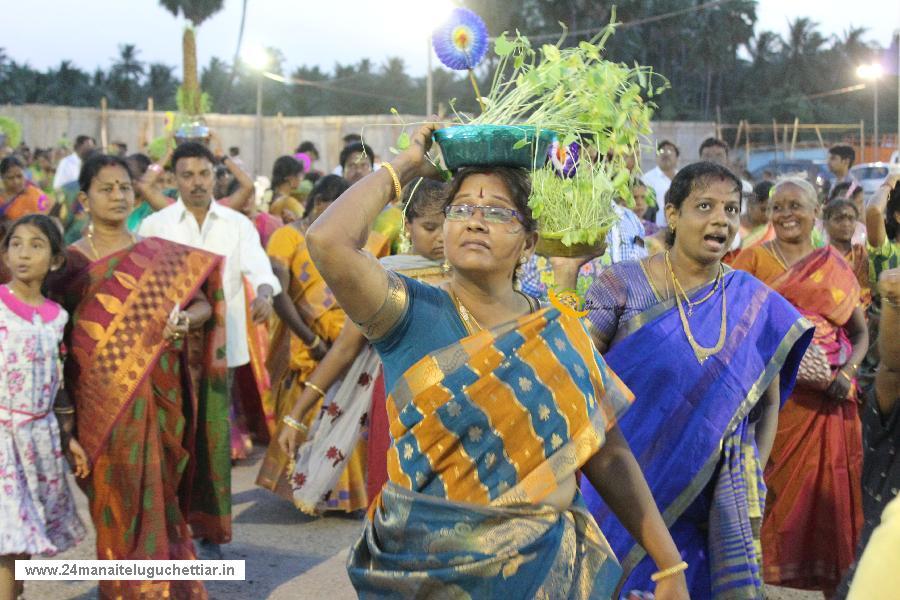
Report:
306,123,440,331
866,174,899,248
219,155,255,210
211,132,255,210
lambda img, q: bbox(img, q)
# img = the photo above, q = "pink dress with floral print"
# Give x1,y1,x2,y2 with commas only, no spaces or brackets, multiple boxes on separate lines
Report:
0,285,85,555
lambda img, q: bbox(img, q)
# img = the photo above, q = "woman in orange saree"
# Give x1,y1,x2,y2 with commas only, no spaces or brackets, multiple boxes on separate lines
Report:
50,155,229,600
1,157,54,223
256,175,389,512
825,198,872,311
732,177,869,595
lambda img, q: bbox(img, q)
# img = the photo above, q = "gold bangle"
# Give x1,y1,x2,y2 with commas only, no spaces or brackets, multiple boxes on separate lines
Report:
53,406,76,415
305,381,326,398
650,560,688,582
381,162,402,201
838,369,854,382
308,334,322,349
282,415,308,433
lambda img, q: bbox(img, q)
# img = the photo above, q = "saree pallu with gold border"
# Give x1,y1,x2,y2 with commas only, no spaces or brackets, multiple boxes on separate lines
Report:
583,270,812,600
348,306,633,599
54,238,228,600
752,246,864,592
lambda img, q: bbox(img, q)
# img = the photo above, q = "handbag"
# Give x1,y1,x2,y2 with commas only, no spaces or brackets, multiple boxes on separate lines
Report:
796,342,832,391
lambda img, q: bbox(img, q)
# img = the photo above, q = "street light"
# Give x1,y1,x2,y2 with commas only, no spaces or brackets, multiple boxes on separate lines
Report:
423,1,455,116
242,45,271,176
857,62,884,162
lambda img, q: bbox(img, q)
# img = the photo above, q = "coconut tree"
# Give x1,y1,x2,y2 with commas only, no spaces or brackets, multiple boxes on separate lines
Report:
158,0,224,115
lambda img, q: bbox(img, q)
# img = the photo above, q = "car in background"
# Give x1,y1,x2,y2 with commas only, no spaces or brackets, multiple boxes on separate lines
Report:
750,159,835,195
850,162,891,204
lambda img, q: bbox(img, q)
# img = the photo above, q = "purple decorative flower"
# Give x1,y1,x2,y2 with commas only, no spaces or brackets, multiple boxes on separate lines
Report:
432,8,489,71
549,141,580,178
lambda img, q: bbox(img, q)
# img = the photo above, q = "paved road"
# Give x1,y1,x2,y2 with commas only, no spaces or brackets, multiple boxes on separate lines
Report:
25,446,823,599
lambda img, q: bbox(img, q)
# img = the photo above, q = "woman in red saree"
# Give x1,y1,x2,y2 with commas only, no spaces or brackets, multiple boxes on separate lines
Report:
50,155,229,600
732,177,868,595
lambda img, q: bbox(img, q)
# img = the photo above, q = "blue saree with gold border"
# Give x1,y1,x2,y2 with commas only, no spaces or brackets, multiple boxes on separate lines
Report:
348,275,633,599
583,266,812,599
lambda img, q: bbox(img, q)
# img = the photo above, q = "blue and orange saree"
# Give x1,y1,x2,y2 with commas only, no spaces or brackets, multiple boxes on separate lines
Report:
583,265,812,599
348,275,633,598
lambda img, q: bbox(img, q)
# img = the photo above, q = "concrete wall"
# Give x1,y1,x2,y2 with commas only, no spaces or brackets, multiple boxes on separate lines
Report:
639,120,718,173
1,104,715,176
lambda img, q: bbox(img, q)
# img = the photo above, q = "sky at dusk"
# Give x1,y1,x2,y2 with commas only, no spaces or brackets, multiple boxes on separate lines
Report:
4,0,898,77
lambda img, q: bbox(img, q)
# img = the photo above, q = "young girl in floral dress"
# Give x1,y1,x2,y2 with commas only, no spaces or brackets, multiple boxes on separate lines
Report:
0,214,88,600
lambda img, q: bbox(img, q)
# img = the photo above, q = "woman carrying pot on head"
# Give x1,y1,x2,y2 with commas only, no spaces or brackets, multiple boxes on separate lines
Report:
305,122,689,599
732,176,869,596
580,162,812,599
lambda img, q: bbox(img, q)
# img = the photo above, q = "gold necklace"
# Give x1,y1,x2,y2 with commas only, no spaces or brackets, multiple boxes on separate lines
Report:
87,224,137,260
449,286,483,335
664,251,722,316
768,240,789,270
666,252,727,364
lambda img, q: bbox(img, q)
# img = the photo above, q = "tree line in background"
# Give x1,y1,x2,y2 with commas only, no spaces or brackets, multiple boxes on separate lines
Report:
0,0,897,132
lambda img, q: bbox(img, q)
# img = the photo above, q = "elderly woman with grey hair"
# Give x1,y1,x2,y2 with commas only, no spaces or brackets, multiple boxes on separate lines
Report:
733,176,869,596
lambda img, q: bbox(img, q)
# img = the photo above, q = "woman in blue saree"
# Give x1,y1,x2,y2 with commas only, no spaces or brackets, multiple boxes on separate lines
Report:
581,162,813,599
305,123,689,599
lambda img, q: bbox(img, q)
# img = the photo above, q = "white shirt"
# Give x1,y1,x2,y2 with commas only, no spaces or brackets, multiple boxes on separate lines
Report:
606,203,648,264
53,153,81,189
138,199,281,367
643,166,674,227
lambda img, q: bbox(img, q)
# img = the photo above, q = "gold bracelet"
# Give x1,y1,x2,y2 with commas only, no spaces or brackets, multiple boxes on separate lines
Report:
838,369,854,382
305,381,326,398
282,415,308,433
308,334,322,349
53,406,76,415
381,162,402,201
650,560,688,582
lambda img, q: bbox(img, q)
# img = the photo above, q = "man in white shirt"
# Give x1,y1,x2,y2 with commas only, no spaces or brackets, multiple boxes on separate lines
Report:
645,140,679,227
138,142,280,557
52,135,95,189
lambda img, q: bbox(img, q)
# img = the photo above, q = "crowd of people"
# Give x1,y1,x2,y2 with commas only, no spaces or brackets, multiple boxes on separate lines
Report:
0,123,898,600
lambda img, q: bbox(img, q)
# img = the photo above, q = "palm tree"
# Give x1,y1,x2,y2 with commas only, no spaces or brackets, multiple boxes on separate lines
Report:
145,63,180,109
158,0,225,115
112,44,145,83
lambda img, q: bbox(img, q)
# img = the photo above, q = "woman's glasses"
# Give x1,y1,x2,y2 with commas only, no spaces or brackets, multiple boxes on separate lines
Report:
444,204,523,225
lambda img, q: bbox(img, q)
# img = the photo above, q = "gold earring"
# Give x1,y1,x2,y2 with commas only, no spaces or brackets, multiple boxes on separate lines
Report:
442,259,451,274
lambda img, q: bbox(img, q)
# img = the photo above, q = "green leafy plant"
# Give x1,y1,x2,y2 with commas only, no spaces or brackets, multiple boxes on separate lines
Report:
0,116,23,149
446,9,666,246
530,162,630,246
